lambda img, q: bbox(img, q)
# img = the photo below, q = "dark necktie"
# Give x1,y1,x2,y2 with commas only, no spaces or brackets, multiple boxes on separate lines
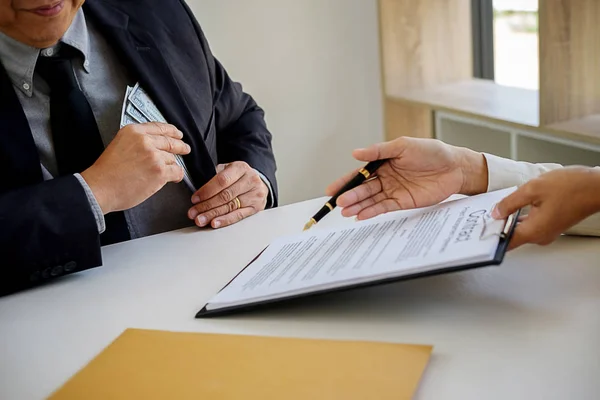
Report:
35,49,131,246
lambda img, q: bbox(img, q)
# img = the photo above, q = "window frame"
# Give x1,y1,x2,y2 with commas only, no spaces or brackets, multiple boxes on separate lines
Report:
472,0,495,80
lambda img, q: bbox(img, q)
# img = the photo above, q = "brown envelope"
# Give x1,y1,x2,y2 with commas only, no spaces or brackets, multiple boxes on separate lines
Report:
49,329,432,400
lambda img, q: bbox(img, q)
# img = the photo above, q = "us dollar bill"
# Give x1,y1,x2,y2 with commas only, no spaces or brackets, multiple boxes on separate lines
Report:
126,103,148,124
119,86,134,128
128,82,167,123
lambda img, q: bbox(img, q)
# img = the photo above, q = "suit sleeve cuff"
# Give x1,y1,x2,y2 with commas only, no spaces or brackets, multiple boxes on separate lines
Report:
74,173,106,234
255,170,274,209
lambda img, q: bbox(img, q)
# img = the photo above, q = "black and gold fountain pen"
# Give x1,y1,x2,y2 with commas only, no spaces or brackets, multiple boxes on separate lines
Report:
303,159,387,231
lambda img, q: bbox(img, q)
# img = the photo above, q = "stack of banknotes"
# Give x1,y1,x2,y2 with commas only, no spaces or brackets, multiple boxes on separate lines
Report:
120,83,195,192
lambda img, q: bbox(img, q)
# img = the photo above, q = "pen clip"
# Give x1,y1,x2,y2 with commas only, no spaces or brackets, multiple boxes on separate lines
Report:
501,213,516,239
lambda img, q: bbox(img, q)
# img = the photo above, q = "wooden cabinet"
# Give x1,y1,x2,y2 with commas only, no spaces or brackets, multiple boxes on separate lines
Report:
378,0,600,158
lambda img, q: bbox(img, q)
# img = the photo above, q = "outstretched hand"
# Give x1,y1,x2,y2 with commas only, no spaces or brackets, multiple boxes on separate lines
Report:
326,137,488,220
492,167,600,250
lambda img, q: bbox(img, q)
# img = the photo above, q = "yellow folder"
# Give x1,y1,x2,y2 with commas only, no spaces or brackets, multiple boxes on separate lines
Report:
49,328,432,400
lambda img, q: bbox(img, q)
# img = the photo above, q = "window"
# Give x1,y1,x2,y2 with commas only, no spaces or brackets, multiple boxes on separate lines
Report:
493,0,538,90
473,0,539,91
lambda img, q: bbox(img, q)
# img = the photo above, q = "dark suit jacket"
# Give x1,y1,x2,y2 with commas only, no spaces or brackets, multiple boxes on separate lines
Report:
0,0,278,296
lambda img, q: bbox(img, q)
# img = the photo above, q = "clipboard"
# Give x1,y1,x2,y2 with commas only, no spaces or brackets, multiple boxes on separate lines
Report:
196,210,521,318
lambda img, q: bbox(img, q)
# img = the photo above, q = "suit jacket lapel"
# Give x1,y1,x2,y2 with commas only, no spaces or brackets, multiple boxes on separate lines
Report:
0,65,43,193
84,1,216,188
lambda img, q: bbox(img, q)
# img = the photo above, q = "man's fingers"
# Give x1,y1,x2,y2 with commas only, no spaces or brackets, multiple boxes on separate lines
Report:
163,164,185,183
356,199,401,221
507,226,527,251
329,137,409,196
189,163,269,227
192,162,248,203
336,178,383,207
507,214,559,251
352,138,408,163
163,153,177,165
326,168,361,196
188,178,248,217
211,207,256,229
492,186,536,220
507,221,539,251
152,135,191,155
191,202,231,227
341,192,387,217
216,163,229,173
142,122,184,139
188,175,251,218
190,191,258,227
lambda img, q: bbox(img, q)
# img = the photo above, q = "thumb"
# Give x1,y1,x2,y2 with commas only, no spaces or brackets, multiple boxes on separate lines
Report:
492,186,534,220
216,163,230,173
353,138,408,163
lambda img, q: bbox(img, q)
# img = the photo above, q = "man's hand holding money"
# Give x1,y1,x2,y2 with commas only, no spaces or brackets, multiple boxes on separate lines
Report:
81,123,191,214
187,162,269,229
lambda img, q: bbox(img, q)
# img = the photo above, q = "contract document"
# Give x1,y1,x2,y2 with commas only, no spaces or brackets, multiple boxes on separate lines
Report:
197,188,519,317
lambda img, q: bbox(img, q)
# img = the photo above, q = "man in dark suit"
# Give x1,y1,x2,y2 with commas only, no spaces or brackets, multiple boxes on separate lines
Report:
0,0,278,295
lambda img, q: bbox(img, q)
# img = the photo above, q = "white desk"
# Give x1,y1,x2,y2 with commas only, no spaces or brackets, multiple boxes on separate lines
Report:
1,198,599,400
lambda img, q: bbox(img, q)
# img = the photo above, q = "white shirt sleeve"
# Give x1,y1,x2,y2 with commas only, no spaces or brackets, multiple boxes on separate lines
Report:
483,153,600,237
484,153,564,191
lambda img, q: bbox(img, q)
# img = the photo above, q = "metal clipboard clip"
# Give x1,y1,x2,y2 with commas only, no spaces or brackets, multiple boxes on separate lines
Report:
479,208,517,241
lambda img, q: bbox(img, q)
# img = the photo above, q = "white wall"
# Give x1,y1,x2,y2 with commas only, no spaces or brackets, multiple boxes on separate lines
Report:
187,0,384,205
